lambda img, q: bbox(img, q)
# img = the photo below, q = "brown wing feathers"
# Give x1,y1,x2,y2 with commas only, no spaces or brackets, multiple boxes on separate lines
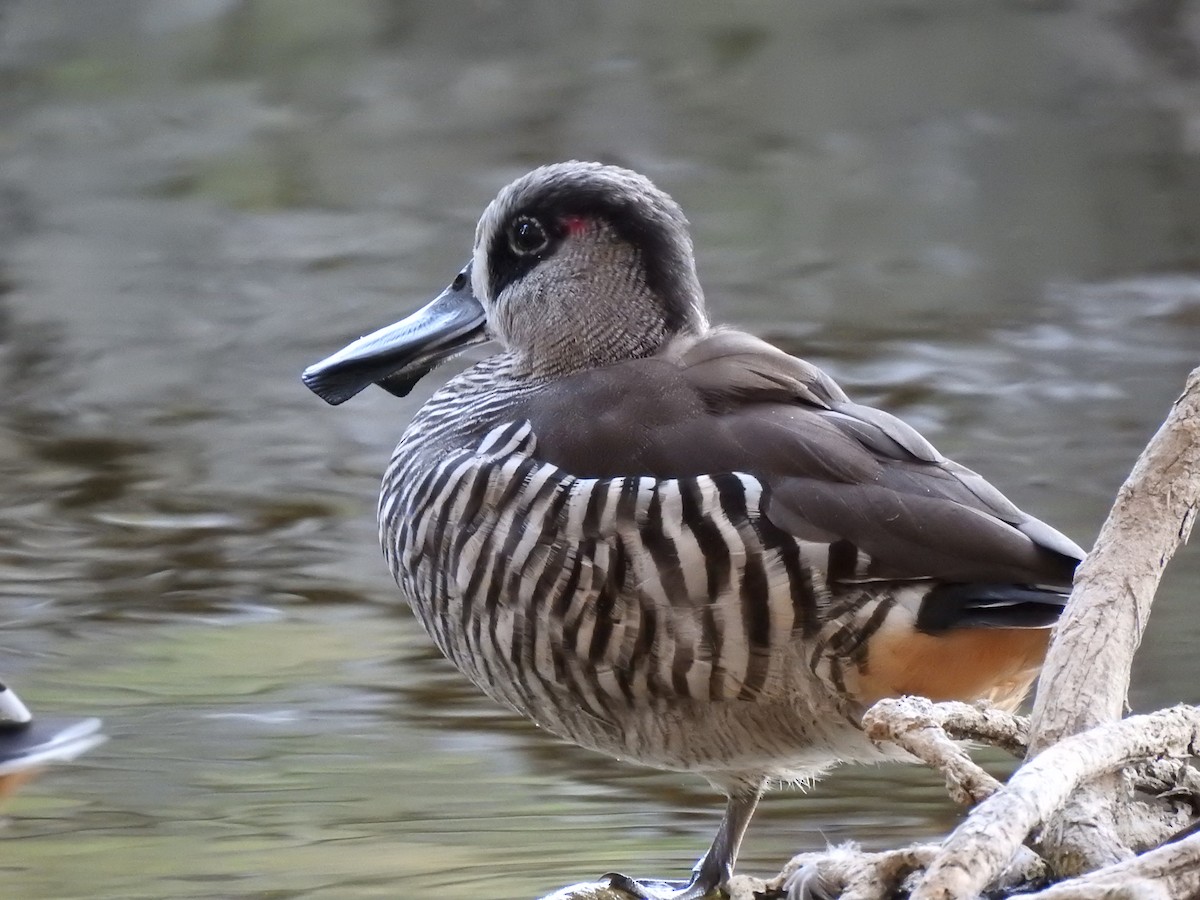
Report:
675,328,848,411
518,329,1083,601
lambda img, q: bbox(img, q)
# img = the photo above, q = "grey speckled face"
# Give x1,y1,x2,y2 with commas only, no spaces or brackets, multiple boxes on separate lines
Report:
471,161,706,344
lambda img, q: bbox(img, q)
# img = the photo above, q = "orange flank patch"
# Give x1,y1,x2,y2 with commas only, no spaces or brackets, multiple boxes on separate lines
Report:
852,617,1051,712
0,767,44,801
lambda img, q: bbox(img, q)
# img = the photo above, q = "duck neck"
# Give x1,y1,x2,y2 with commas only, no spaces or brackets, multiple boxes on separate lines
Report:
396,352,544,459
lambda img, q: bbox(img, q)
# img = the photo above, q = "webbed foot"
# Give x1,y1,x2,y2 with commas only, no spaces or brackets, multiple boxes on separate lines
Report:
603,871,720,899
588,783,766,900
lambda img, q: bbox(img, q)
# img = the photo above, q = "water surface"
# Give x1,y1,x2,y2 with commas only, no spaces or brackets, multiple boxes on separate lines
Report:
0,3,1197,898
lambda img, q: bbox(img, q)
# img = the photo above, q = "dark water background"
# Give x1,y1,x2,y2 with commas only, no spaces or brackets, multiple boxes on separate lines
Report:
0,2,1197,898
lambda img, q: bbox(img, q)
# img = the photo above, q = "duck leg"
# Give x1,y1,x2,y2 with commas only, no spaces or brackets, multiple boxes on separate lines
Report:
604,781,765,900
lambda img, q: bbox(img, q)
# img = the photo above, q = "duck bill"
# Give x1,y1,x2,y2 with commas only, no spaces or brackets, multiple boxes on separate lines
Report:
302,263,487,405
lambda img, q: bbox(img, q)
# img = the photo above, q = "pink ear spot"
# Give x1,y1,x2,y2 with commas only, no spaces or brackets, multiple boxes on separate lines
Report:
562,215,589,236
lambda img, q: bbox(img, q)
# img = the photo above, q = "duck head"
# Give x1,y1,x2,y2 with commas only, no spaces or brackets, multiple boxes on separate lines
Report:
303,161,707,404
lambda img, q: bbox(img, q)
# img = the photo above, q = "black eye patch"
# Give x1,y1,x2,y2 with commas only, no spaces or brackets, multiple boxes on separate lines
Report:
483,181,689,334
488,212,565,299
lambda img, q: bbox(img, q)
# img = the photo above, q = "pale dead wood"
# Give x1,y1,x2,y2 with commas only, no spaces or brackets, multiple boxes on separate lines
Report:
1131,757,1200,814
1029,367,1200,754
862,698,1007,807
1004,366,1200,883
864,696,1030,758
933,701,1030,758
775,367,1200,900
1029,365,1200,881
908,706,1200,900
770,844,939,900
1018,831,1200,900
906,366,1200,898
733,842,1045,900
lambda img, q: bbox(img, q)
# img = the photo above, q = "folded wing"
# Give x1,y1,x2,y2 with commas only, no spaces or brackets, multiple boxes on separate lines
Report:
515,328,1083,593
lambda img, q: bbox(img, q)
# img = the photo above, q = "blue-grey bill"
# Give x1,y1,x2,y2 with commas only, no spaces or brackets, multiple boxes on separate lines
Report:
302,263,487,405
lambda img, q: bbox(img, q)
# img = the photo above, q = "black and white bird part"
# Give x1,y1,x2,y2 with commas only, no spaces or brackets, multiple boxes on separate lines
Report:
0,683,105,800
302,161,1084,899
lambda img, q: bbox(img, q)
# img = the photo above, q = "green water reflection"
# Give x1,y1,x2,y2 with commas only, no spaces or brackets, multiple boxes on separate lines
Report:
0,2,1197,898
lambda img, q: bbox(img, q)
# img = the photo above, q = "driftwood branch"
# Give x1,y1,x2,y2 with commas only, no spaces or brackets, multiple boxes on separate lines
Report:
761,364,1200,900
861,698,1023,806
1013,366,1200,882
724,841,1047,900
773,844,941,900
1029,367,1200,753
1020,831,1200,900
908,706,1200,900
903,366,1200,899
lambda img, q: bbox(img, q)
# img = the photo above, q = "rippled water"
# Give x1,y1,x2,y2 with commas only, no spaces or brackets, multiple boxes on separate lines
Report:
0,3,1198,898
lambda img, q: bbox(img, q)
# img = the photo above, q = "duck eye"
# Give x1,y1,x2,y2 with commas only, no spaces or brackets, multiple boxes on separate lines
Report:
508,216,549,256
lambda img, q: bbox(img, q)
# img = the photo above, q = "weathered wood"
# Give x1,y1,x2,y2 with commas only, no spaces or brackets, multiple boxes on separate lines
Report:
908,364,1200,898
1020,831,1200,900
1030,367,1200,753
862,698,1011,807
1027,365,1200,879
908,707,1200,900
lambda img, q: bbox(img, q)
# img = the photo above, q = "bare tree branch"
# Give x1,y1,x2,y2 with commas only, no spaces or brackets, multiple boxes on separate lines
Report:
908,706,1200,898
862,698,1012,807
1029,367,1200,754
1024,365,1200,878
897,366,1200,898
1019,831,1200,900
